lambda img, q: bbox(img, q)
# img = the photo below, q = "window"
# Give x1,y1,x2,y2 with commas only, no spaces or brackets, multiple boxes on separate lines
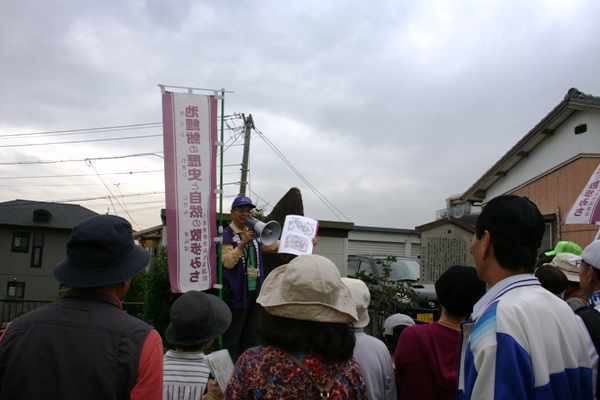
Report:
7,282,25,299
30,233,44,268
358,260,374,276
347,259,359,278
32,209,52,223
12,232,30,253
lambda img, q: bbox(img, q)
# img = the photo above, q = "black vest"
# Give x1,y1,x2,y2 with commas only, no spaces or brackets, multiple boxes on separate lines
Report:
0,289,153,400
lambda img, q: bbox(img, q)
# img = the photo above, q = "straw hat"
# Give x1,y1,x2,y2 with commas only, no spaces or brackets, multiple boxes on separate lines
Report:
257,254,358,324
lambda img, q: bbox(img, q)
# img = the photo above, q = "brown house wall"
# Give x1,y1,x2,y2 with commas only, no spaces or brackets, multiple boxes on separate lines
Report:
512,156,600,248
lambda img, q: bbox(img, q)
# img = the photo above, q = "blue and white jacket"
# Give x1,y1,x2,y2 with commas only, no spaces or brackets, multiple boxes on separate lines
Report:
458,274,593,400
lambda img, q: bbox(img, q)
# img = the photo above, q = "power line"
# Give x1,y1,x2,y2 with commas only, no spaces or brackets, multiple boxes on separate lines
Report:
0,117,349,226
0,117,240,139
0,183,104,187
0,153,164,165
0,122,163,139
0,133,162,148
56,190,166,203
0,169,163,180
253,128,351,222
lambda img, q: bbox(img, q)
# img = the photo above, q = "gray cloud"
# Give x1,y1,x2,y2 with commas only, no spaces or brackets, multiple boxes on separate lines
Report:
1,0,600,230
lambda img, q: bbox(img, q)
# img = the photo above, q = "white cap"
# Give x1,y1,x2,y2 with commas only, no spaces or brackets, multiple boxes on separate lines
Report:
570,240,600,270
384,313,414,335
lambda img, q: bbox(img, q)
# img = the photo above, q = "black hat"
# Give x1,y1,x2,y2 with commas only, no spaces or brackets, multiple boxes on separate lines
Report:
165,291,232,346
53,215,150,287
475,195,545,249
435,265,486,316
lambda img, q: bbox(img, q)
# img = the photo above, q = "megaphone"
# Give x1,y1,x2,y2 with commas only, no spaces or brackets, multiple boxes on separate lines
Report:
245,216,281,246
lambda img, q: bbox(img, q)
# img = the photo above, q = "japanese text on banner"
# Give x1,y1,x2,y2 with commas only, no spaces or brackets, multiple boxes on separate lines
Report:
162,91,218,292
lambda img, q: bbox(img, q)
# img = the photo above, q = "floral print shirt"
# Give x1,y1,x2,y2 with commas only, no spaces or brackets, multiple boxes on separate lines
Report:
224,345,368,399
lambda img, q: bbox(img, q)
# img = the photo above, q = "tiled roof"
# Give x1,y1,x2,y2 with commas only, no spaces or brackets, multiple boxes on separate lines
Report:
0,199,98,230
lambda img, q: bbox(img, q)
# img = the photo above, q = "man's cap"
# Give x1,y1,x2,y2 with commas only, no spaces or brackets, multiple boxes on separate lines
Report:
570,240,600,270
545,241,582,257
53,215,150,287
435,265,487,316
231,196,256,209
383,313,414,335
474,195,545,249
165,291,232,346
341,278,370,328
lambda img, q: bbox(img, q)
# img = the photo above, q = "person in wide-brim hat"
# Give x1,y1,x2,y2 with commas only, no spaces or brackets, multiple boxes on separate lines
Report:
225,254,367,399
53,214,150,287
0,214,164,399
165,291,232,346
257,254,358,323
163,291,232,399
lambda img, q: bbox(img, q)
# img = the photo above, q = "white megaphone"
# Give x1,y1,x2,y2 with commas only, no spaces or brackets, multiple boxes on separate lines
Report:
245,216,281,246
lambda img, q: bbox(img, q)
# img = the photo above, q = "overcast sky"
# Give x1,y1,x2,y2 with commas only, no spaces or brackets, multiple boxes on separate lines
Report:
1,0,600,231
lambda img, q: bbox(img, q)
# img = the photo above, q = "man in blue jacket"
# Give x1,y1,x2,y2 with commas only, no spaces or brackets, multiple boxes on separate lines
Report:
458,195,593,399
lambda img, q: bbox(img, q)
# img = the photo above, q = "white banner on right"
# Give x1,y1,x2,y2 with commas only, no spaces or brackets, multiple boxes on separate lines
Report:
561,163,600,225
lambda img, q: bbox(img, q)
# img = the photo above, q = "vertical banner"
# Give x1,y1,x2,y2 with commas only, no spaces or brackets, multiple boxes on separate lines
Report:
162,91,218,292
562,163,600,225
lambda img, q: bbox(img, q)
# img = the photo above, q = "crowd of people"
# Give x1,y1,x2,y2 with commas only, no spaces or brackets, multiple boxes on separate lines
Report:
2,194,600,399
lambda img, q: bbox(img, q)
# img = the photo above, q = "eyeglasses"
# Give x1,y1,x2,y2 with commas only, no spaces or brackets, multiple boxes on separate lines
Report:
234,208,252,215
576,260,585,269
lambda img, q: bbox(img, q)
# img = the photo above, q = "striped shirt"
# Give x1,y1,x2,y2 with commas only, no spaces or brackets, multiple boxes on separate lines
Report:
163,350,211,400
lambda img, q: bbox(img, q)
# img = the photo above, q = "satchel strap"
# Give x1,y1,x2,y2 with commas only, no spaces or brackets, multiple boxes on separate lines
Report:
284,351,346,398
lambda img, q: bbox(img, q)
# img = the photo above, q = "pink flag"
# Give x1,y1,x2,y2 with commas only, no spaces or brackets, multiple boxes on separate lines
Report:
561,163,600,225
162,91,218,292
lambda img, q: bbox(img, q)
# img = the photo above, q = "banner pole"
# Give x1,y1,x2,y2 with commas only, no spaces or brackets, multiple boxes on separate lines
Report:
218,89,226,349
217,89,225,297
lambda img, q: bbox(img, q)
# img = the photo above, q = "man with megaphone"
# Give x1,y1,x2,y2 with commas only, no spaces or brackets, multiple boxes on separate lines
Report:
220,196,282,361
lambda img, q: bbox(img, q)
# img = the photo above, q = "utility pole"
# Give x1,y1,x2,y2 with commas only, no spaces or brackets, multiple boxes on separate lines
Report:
238,113,254,196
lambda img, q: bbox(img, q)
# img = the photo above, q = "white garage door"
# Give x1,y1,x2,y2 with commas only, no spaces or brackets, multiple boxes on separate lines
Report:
348,241,406,257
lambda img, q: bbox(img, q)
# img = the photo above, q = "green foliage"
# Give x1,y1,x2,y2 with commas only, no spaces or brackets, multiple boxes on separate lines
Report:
144,246,181,341
122,271,149,319
357,256,424,340
122,271,149,303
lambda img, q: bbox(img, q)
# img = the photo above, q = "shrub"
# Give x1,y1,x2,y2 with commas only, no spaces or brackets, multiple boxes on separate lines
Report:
357,256,423,340
144,246,180,341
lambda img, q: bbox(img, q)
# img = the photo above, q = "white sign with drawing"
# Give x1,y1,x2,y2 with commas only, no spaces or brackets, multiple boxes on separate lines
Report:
278,215,319,256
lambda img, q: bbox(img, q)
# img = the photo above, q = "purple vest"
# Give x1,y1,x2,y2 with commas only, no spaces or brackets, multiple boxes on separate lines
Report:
222,225,266,309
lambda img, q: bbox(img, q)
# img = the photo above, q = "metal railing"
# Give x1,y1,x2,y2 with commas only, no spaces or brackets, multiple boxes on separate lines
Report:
0,300,146,324
0,300,51,324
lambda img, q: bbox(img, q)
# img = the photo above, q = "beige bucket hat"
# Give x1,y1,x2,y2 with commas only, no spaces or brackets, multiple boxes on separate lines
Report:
340,277,370,328
257,254,358,324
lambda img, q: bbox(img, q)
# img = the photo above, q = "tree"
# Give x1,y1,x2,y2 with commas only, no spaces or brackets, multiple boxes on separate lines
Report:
121,270,149,319
144,246,180,341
